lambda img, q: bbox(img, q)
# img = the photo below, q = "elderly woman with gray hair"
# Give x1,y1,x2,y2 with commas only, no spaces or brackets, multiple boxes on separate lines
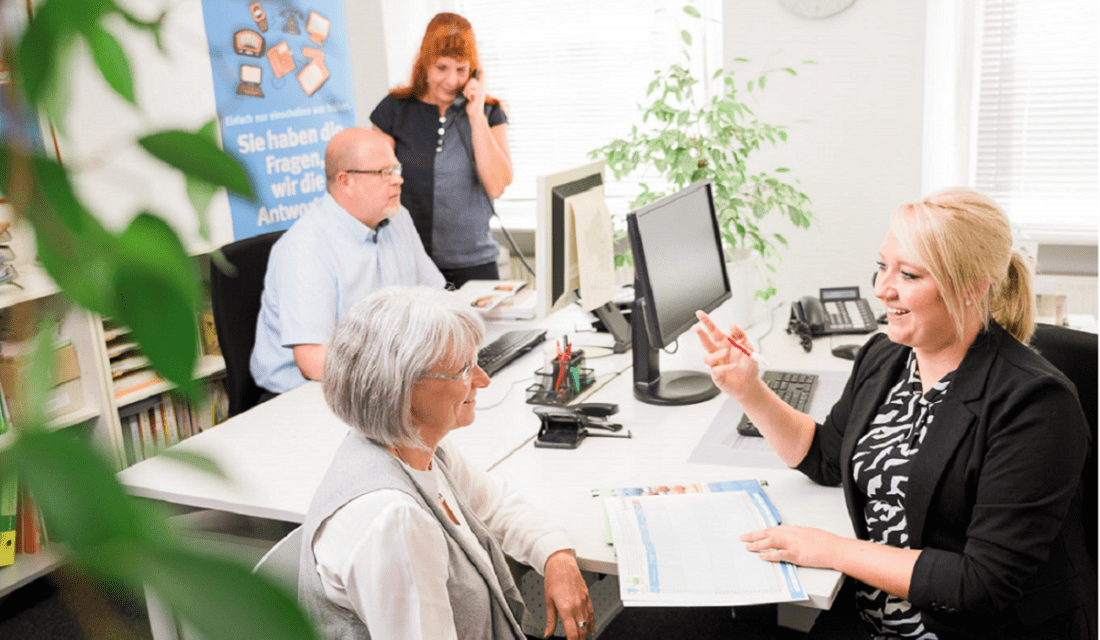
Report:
298,285,595,640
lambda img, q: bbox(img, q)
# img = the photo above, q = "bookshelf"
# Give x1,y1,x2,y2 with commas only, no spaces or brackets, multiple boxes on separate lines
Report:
0,254,227,599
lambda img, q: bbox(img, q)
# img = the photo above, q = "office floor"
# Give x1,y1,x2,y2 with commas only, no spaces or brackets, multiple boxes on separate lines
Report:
1,574,806,640
0,575,153,640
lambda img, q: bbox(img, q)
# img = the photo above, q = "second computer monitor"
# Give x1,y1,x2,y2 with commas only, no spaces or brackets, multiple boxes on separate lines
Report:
534,160,609,318
627,180,731,405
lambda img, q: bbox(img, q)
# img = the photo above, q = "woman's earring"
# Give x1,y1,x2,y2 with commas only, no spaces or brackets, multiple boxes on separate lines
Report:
965,300,973,307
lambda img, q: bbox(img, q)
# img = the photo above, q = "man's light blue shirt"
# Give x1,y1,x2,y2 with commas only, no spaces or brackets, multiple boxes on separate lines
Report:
250,193,445,394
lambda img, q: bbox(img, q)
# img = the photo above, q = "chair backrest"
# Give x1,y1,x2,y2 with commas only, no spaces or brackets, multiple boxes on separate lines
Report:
1029,323,1098,566
254,525,303,592
210,230,286,417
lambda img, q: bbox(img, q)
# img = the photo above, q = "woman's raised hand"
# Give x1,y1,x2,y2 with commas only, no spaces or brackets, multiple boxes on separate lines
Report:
463,68,487,118
694,310,759,399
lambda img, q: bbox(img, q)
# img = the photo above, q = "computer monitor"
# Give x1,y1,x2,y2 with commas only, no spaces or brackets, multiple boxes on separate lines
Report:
627,180,731,405
535,160,604,317
535,161,632,351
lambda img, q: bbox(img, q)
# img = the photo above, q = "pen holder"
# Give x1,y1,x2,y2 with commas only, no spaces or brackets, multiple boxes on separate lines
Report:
526,349,594,406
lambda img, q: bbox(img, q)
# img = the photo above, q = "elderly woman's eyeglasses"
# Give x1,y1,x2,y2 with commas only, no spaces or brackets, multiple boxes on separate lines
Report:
344,164,402,178
424,360,477,382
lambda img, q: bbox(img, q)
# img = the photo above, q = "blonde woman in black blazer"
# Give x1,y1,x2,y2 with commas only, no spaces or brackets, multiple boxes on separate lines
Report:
696,189,1094,639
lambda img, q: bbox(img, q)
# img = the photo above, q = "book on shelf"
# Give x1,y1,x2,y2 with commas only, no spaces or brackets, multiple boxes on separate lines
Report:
104,318,158,395
123,414,141,467
0,378,17,567
110,353,151,379
160,399,179,447
16,486,44,555
117,384,228,465
596,479,805,607
113,368,163,399
0,221,15,288
106,338,139,360
121,395,162,462
199,301,221,357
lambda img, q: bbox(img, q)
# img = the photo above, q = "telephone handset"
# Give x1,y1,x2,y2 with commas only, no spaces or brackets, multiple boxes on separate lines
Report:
451,69,479,109
791,286,876,336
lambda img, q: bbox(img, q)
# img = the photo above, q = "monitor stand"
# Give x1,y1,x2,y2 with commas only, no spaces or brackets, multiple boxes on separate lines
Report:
592,301,631,354
631,297,720,405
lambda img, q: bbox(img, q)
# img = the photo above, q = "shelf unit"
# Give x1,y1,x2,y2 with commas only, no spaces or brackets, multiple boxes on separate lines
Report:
0,259,226,598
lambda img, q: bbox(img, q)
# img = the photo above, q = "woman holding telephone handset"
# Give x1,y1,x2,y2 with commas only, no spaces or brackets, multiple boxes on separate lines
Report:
371,12,513,289
695,189,1094,638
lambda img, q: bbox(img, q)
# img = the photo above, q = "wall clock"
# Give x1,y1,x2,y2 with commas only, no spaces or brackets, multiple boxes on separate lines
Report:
778,0,857,19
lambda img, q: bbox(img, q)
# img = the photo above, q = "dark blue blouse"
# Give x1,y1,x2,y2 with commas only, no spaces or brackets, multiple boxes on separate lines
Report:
370,95,508,269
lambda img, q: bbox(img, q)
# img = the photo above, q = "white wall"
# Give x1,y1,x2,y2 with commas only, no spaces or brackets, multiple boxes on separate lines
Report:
345,0,393,125
32,0,927,306
722,0,927,314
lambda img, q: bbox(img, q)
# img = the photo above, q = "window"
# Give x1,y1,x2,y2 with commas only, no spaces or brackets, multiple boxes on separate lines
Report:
972,0,1098,238
453,0,721,216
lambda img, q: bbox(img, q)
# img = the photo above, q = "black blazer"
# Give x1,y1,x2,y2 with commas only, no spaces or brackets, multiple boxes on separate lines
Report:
796,322,1095,638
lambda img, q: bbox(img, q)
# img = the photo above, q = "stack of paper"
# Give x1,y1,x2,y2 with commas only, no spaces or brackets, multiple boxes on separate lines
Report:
598,479,806,607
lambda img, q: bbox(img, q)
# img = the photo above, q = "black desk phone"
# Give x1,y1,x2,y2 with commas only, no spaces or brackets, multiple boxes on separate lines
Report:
792,287,876,336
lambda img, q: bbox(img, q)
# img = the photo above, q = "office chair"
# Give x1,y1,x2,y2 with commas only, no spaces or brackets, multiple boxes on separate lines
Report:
254,525,303,592
1029,323,1098,567
209,230,285,417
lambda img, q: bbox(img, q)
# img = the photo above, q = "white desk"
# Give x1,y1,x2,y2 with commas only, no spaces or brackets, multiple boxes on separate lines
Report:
490,317,859,610
116,305,627,521
116,301,865,610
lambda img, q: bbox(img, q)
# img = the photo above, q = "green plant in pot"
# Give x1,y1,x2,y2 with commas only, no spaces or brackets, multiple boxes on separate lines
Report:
590,4,814,301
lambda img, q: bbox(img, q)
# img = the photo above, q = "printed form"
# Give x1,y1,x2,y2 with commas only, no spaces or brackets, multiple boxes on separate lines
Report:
603,489,806,606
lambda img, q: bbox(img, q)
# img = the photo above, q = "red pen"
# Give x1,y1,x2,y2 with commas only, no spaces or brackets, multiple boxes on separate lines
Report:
726,335,771,367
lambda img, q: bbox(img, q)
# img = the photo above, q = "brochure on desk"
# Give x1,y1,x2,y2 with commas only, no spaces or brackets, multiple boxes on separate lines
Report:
599,480,806,606
455,280,530,316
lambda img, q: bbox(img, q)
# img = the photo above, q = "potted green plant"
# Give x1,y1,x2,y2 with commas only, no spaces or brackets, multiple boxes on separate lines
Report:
590,4,814,304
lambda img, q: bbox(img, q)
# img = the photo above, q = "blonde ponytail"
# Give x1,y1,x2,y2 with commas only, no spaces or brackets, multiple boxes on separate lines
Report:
991,251,1036,343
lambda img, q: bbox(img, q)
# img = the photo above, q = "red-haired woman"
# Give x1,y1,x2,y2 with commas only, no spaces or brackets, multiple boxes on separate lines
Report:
371,13,512,289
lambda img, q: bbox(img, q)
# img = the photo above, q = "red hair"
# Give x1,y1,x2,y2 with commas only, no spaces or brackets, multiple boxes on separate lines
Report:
390,12,499,106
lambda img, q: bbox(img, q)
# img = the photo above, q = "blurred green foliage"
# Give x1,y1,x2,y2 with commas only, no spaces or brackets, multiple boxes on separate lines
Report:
0,0,317,638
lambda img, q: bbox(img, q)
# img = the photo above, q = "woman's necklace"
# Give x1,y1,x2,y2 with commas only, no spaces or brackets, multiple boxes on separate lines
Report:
392,445,415,468
393,445,459,524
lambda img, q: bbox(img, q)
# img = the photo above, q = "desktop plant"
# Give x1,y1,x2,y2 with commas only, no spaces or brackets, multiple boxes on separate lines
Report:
0,0,317,639
590,3,813,300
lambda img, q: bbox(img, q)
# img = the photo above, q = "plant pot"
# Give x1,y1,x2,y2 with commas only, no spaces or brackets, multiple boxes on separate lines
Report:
721,249,758,330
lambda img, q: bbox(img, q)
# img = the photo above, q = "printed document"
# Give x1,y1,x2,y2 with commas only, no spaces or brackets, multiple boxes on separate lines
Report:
603,485,806,606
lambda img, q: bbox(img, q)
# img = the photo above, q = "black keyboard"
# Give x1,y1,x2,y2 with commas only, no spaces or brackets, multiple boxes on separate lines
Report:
478,329,547,377
737,371,818,437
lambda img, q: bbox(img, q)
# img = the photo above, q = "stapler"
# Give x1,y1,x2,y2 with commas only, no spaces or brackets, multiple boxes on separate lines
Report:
533,404,628,449
572,402,622,431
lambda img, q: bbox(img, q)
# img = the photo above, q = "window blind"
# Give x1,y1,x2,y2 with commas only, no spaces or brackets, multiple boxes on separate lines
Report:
973,0,1098,236
454,0,721,212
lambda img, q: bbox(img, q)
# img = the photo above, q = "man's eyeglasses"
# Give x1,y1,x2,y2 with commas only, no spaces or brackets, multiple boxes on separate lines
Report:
344,164,402,178
424,360,478,382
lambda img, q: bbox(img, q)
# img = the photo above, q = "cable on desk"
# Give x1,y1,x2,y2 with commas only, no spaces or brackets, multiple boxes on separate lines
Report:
754,300,791,359
483,361,633,472
476,374,535,410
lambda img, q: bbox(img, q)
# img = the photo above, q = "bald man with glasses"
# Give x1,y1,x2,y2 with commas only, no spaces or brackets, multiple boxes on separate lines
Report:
252,128,445,396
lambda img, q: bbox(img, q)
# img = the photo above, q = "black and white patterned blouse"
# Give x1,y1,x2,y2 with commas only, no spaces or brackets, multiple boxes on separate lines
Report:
851,351,955,639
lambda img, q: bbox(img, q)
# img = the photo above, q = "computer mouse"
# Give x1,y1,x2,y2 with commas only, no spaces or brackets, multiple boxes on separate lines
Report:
832,344,861,360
